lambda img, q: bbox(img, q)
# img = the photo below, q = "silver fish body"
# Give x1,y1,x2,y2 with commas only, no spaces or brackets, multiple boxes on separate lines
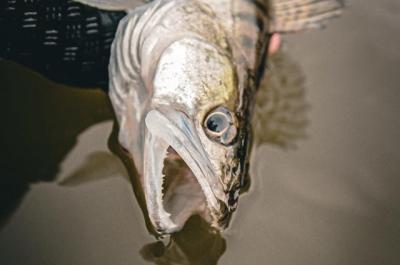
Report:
76,0,343,234
109,0,268,233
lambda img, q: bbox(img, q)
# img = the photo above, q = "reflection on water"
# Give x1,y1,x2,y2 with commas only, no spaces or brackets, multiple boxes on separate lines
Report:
140,216,225,265
0,50,308,264
58,151,129,186
0,60,113,227
253,49,308,149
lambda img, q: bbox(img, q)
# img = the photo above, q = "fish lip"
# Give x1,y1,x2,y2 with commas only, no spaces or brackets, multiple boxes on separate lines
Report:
143,108,226,234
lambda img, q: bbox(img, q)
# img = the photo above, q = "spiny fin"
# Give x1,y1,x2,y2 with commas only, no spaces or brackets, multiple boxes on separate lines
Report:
253,50,309,149
268,0,345,33
73,0,149,11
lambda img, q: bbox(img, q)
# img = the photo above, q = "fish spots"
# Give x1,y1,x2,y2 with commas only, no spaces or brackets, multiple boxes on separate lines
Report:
232,0,270,71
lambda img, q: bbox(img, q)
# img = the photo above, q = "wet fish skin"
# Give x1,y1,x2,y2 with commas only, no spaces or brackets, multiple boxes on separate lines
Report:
106,0,343,234
107,0,272,233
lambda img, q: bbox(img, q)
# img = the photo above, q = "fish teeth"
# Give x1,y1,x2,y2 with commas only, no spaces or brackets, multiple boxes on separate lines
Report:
160,148,169,199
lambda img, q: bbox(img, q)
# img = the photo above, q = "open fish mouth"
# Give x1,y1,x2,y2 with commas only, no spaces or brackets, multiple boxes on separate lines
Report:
161,147,214,231
144,109,230,234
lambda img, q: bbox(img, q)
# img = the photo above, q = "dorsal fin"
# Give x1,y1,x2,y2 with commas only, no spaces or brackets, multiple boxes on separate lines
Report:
73,0,149,11
268,0,345,33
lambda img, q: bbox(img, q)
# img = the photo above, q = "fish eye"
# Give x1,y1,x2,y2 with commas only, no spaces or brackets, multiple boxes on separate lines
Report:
206,112,229,134
204,107,237,145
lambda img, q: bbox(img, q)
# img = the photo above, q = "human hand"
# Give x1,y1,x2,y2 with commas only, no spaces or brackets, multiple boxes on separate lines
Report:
268,33,281,55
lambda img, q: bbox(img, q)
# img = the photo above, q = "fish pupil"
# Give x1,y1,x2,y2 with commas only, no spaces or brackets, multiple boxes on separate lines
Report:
206,113,228,133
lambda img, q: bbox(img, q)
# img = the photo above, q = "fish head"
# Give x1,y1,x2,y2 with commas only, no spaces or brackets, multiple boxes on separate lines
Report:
140,37,252,234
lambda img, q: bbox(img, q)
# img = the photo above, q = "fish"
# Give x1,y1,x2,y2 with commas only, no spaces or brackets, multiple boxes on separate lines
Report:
0,0,344,235
88,0,344,234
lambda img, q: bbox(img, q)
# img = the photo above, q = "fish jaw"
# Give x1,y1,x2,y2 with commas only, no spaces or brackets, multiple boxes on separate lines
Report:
143,108,235,234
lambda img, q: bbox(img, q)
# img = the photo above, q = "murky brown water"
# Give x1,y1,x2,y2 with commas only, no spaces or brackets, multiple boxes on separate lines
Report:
1,0,400,264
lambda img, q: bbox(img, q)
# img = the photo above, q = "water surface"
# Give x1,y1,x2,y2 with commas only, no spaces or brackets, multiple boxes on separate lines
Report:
1,0,400,264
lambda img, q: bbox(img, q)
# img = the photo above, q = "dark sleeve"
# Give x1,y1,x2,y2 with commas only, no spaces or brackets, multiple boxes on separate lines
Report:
0,0,126,90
